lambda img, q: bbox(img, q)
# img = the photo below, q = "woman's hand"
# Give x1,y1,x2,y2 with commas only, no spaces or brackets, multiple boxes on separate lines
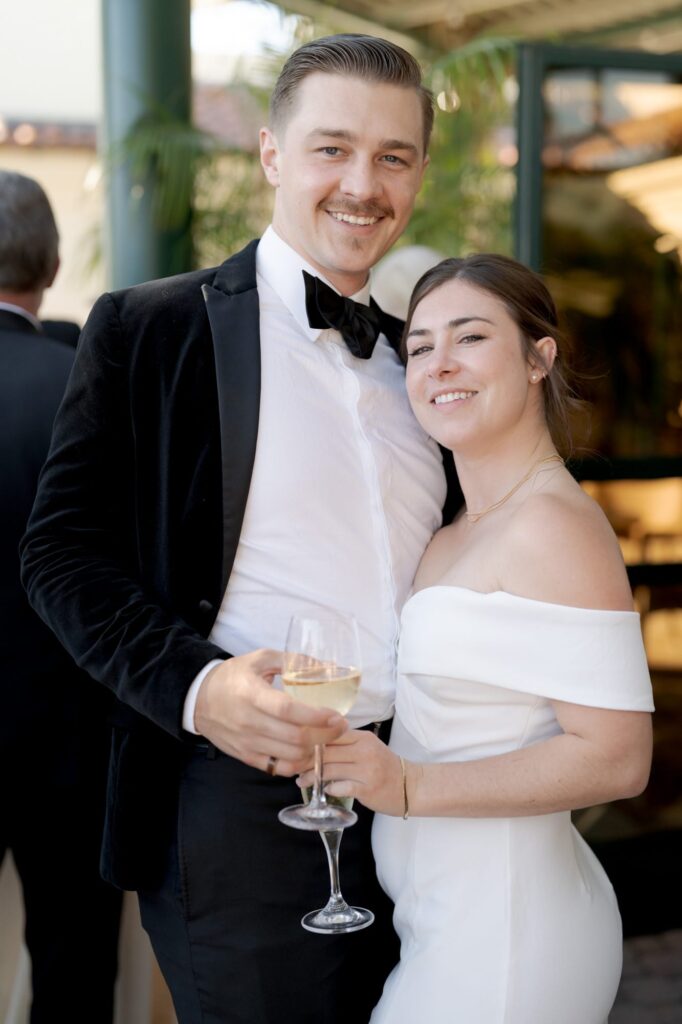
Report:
297,730,406,816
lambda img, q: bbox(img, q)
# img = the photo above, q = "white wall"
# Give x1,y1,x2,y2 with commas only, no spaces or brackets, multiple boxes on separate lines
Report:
0,0,101,122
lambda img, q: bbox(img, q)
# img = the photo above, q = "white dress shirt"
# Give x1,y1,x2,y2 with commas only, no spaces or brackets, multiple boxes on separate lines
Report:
184,226,446,730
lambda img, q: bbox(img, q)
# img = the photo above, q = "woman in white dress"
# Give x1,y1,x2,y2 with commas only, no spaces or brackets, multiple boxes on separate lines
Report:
300,255,654,1024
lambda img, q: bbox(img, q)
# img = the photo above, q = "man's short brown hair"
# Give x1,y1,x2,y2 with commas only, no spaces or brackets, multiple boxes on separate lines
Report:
270,34,434,154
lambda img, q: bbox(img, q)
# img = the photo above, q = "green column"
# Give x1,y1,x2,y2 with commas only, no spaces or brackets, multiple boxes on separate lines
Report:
102,0,192,288
514,44,545,271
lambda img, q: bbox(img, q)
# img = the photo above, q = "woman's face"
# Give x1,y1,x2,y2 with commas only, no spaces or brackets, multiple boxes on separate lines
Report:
405,277,548,456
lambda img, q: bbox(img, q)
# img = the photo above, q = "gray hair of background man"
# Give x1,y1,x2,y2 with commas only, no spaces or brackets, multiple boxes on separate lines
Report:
270,34,435,154
0,171,59,292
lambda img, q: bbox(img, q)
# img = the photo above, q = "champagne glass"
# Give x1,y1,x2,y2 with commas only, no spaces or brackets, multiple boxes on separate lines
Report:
278,612,374,933
278,612,360,831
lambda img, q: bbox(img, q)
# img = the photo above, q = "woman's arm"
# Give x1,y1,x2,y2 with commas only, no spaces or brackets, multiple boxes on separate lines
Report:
312,702,651,817
424,488,653,814
305,490,653,816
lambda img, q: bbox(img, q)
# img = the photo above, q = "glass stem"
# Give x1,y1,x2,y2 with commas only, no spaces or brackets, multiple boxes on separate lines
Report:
311,743,327,808
320,829,347,909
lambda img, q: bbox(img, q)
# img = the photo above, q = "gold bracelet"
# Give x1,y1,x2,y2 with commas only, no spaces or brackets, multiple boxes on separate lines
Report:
400,756,409,820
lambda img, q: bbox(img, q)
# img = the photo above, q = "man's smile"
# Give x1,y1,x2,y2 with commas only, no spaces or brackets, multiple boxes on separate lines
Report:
328,211,380,226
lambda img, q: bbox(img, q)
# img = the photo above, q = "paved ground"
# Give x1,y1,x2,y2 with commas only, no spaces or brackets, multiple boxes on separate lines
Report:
611,930,682,1023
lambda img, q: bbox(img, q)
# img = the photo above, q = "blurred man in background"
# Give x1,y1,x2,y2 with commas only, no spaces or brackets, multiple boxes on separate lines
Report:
0,169,121,1023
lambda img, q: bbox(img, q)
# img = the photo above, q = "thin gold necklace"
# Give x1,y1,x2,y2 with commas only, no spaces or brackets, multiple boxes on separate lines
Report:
464,454,564,524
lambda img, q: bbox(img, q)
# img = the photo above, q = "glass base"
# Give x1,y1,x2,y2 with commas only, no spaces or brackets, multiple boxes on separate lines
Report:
278,802,357,832
301,904,374,934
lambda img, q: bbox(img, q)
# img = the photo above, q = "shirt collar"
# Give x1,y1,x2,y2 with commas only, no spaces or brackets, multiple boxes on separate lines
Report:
0,301,42,331
256,225,372,341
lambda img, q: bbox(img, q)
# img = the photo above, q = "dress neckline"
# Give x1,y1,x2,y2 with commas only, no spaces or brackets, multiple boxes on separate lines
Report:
404,584,639,619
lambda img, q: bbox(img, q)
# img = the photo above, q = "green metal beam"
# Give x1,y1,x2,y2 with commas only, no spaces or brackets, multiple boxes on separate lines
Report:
514,44,544,270
102,0,192,289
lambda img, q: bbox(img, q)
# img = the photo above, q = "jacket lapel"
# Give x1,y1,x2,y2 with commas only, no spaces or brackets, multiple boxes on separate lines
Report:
202,240,261,596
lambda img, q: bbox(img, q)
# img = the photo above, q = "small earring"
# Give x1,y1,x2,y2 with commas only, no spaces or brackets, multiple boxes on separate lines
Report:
530,372,539,383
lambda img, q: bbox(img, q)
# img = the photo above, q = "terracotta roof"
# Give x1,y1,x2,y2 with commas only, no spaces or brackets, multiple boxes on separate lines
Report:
0,119,96,149
0,85,264,153
193,83,264,153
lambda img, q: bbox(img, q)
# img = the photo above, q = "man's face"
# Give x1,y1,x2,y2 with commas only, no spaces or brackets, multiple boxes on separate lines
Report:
260,72,429,296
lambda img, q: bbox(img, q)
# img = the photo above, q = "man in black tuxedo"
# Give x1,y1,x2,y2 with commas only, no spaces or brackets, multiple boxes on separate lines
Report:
22,36,456,1024
0,170,121,1022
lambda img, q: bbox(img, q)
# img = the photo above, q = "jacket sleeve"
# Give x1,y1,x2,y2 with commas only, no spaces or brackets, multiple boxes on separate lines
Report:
20,291,229,739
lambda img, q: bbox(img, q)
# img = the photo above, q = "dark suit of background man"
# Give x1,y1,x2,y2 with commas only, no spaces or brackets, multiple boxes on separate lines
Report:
0,170,121,1022
21,36,457,1024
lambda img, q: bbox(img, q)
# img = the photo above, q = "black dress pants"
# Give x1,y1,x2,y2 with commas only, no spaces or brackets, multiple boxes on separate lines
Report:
138,732,399,1024
0,728,122,1024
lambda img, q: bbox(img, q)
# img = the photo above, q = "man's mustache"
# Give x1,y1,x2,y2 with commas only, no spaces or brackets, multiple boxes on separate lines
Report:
322,199,394,219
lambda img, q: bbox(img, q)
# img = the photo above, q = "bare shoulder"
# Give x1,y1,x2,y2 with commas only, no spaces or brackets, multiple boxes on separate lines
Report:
501,485,634,612
413,520,462,589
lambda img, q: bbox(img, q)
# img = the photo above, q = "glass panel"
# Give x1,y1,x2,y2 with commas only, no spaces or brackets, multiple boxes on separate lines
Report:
540,67,682,459
533,55,682,924
580,477,682,668
580,478,682,565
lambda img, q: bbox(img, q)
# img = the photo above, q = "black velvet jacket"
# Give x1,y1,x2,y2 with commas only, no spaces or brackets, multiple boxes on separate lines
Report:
21,240,458,889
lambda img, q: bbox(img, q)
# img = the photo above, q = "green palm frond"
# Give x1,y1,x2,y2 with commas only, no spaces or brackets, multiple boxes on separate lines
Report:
401,37,517,257
433,36,516,90
110,108,219,233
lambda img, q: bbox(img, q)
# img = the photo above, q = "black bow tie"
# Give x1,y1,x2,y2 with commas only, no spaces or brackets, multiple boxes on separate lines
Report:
303,270,403,359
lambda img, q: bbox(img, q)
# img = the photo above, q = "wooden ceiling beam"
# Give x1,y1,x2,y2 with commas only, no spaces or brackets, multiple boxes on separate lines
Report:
477,0,682,38
277,0,429,53
280,0,682,56
295,0,682,44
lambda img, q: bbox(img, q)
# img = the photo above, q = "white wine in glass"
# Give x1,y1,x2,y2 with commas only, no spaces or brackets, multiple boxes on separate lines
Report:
278,614,361,831
281,665,360,715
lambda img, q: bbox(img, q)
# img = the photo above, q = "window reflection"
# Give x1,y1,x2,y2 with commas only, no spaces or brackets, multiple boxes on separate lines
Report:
525,48,682,913
581,478,682,564
540,68,682,458
581,478,682,668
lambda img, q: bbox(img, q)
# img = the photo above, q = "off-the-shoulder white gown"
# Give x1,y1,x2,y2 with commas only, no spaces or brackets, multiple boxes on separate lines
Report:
371,587,654,1024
